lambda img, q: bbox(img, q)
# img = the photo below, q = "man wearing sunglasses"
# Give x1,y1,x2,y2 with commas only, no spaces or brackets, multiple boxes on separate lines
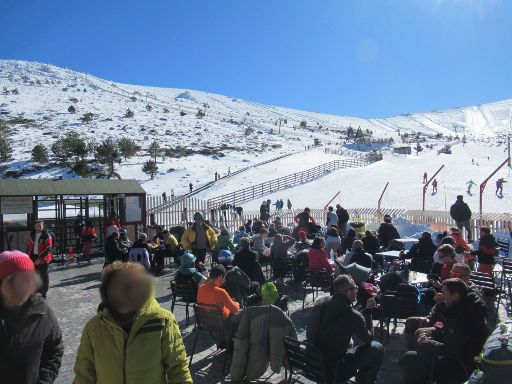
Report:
306,275,384,384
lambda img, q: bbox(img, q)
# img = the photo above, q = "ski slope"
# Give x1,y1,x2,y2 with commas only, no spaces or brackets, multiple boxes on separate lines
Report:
1,60,512,213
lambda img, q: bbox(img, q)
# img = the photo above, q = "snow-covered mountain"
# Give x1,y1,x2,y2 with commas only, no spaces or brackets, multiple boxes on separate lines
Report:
0,60,511,200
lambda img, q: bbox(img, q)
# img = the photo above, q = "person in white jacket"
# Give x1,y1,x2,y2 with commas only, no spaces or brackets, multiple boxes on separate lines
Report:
326,206,338,228
128,233,151,271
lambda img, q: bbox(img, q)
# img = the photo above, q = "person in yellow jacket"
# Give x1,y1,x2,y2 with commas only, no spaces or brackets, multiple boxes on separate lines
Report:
73,262,192,384
181,212,217,264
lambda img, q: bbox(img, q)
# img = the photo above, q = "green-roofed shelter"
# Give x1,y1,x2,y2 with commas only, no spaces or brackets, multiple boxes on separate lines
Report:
0,178,146,258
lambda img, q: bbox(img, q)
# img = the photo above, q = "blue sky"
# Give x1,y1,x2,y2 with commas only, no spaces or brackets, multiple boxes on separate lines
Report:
1,0,511,118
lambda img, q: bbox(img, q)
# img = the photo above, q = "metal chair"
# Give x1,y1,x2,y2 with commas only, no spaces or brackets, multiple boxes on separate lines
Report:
283,336,355,384
379,291,419,340
302,269,332,309
272,257,296,281
170,278,197,326
189,303,230,373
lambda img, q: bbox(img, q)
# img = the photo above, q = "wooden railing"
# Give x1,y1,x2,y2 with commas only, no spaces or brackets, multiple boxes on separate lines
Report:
207,158,371,209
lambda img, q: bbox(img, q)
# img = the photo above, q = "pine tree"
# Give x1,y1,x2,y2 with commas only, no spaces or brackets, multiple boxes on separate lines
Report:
163,107,169,113
31,144,49,164
68,105,76,114
148,140,160,162
142,160,158,180
95,138,118,175
146,104,153,111
300,120,307,128
117,137,140,160
125,108,134,118
196,109,205,119
0,134,12,162
11,88,19,95
51,132,88,163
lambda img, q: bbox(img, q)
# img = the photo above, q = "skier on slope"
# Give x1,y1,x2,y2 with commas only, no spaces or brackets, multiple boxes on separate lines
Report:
466,180,477,195
423,172,428,184
432,179,438,194
496,178,506,196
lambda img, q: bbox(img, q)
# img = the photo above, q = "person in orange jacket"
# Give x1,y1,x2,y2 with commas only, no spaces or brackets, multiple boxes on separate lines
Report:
80,220,98,263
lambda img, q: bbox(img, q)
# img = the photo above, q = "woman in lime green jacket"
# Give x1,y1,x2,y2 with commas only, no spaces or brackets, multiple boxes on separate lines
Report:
73,262,192,384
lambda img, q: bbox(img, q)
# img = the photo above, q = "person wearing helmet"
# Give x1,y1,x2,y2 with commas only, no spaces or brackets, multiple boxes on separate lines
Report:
181,212,217,264
173,252,206,297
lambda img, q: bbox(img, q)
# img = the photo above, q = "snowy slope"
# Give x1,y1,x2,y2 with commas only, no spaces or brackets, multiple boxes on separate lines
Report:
0,60,511,213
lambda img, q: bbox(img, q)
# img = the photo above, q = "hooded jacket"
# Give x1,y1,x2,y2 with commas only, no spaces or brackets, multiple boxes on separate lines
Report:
214,234,235,253
230,305,297,381
73,296,192,384
420,292,488,377
450,199,472,222
306,295,373,381
0,295,63,384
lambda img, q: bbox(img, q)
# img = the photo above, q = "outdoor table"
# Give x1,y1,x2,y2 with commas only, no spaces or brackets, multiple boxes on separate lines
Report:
407,272,429,286
391,238,419,251
375,250,402,260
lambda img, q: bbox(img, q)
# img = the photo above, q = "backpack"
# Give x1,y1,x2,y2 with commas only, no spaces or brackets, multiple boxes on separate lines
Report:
378,271,405,293
478,321,512,384
260,281,279,305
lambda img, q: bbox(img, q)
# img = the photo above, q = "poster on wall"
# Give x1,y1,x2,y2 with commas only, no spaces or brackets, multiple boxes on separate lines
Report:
1,196,33,214
125,196,142,223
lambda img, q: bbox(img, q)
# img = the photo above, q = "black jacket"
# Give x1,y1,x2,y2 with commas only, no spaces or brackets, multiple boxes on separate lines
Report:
0,295,63,384
307,295,372,381
350,249,373,269
362,235,380,256
378,223,400,248
233,249,265,284
105,235,125,262
450,200,472,222
340,234,355,254
420,292,488,377
403,238,437,271
336,207,349,225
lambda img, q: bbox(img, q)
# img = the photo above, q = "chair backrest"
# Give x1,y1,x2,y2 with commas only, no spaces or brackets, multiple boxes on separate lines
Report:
306,269,332,288
381,291,419,319
502,260,512,276
470,272,496,296
194,303,225,332
496,238,510,256
283,336,327,383
172,278,197,302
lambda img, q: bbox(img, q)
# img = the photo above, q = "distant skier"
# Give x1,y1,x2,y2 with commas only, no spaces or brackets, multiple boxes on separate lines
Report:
471,158,474,165
496,178,506,196
466,180,477,195
432,179,438,194
228,166,231,176
171,189,175,199
162,192,167,202
287,199,292,210
214,171,219,181
279,199,284,211
189,183,193,193
423,172,428,184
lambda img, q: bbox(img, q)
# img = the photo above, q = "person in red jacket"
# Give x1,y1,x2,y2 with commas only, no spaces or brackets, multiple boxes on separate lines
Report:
307,237,334,277
26,219,53,298
80,220,97,263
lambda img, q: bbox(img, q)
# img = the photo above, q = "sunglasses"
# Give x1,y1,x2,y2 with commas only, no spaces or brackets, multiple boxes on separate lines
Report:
450,272,462,278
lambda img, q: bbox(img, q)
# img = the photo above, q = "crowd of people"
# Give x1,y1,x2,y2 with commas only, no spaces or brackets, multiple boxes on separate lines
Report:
0,194,507,383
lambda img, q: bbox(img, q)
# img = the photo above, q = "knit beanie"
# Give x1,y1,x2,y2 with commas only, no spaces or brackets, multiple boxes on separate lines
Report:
0,250,35,280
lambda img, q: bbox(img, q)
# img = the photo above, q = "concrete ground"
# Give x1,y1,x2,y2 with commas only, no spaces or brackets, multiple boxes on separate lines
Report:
47,259,510,384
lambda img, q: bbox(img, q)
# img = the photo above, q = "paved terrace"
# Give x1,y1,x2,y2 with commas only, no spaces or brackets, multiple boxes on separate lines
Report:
47,260,510,384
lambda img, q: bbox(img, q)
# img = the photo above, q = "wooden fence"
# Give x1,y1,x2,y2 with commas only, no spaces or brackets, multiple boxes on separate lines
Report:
147,199,512,240
206,158,371,209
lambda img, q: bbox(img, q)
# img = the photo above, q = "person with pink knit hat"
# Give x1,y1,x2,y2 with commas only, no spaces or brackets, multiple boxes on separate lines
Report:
0,250,63,384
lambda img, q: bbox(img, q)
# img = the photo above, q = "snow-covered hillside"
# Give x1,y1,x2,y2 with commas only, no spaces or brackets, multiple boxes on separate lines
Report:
1,60,511,213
